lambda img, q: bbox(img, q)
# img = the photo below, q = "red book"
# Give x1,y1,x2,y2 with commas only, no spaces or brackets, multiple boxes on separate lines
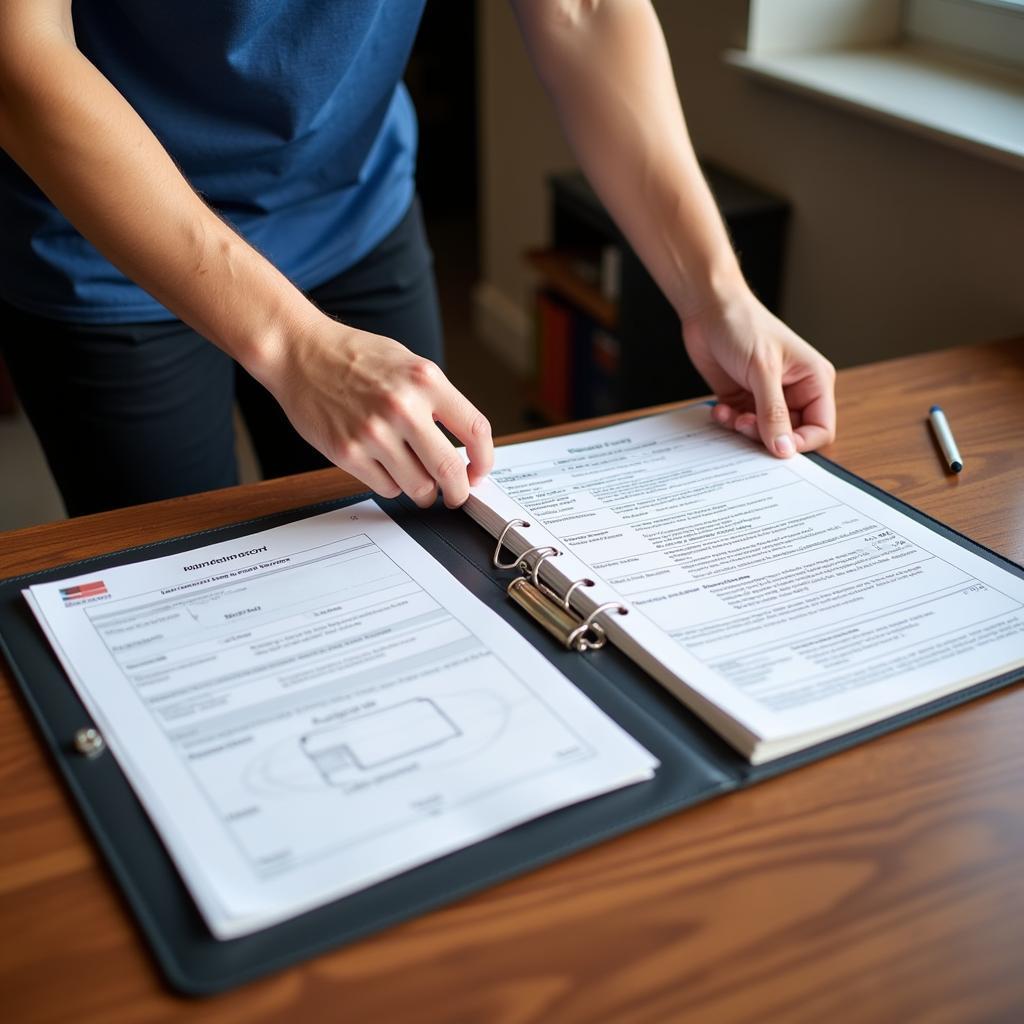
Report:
536,292,572,423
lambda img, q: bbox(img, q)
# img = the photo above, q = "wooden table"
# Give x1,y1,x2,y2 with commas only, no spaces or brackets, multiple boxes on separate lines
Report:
2,340,1023,1023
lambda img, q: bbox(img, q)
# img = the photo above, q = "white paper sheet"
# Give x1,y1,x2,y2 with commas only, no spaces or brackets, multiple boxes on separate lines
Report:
467,406,1024,759
26,501,656,937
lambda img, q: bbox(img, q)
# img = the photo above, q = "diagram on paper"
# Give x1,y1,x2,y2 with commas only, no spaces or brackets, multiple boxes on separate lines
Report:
302,699,460,782
242,689,516,797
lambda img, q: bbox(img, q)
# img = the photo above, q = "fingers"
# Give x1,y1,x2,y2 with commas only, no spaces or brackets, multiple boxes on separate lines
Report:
718,402,832,454
713,401,798,435
354,361,487,509
430,373,494,486
792,367,837,452
359,419,439,509
794,422,833,451
326,348,495,507
713,372,835,455
408,422,474,509
288,329,495,506
749,358,797,458
338,450,403,501
733,411,758,441
697,294,836,456
711,402,738,430
332,419,437,508
383,446,438,509
713,403,759,441
403,362,492,505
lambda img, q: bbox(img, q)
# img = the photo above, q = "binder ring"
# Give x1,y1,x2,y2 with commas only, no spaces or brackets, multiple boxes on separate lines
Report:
561,577,595,612
530,547,562,587
566,601,629,652
511,544,559,581
493,519,531,569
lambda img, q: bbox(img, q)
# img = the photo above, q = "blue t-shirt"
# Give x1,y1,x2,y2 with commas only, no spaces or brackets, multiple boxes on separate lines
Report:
0,0,425,323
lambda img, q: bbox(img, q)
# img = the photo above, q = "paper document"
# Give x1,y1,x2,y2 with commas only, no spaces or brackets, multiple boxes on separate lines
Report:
468,406,1024,759
26,502,657,938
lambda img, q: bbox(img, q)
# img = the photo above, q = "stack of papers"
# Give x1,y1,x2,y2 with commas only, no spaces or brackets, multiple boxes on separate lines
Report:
464,407,1024,761
26,502,656,938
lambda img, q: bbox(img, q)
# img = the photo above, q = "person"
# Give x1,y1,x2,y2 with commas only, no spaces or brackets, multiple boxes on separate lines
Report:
0,0,836,519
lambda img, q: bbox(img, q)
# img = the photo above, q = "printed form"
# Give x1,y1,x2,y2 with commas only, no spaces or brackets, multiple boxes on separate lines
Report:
26,502,656,937
470,406,1024,757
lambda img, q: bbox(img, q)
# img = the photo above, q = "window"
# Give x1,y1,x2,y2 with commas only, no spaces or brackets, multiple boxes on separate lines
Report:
728,0,1024,169
906,0,1024,71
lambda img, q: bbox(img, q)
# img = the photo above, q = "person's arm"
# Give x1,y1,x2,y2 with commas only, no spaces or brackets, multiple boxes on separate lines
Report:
0,0,492,507
511,0,836,456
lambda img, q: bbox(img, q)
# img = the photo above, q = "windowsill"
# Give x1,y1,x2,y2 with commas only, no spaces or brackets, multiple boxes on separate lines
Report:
725,42,1024,172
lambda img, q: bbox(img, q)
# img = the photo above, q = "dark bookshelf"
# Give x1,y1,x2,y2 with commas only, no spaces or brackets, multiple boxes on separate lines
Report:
529,166,790,420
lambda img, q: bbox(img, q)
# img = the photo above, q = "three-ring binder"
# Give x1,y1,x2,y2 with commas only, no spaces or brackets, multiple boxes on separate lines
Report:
492,519,627,652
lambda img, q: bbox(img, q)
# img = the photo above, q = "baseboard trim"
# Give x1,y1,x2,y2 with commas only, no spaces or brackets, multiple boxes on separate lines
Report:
471,282,533,378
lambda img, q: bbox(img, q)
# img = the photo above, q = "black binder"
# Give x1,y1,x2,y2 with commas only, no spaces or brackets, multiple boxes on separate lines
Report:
1,454,1022,996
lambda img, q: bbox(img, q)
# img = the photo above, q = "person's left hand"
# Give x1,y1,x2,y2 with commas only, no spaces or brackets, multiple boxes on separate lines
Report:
681,287,836,457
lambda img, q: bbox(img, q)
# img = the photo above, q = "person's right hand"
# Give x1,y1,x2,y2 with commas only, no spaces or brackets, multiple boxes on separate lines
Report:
257,314,494,509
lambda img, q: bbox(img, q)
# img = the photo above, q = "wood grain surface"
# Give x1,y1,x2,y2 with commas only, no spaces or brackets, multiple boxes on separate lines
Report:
1,339,1022,1024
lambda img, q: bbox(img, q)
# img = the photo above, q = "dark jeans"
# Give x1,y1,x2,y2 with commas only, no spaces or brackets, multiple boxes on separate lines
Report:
1,198,443,516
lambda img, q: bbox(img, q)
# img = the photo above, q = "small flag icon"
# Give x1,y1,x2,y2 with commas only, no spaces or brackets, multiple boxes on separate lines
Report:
60,581,108,603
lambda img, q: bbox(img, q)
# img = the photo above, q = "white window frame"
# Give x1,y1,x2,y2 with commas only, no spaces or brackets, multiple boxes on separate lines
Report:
727,0,1024,171
906,0,1024,71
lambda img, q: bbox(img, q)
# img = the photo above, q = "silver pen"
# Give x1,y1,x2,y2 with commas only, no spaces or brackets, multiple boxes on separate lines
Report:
929,405,963,474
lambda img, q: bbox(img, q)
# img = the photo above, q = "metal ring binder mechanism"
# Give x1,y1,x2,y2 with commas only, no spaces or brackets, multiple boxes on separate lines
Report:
492,519,628,652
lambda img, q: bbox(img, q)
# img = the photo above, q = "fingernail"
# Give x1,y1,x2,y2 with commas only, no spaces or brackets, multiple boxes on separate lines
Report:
774,434,795,457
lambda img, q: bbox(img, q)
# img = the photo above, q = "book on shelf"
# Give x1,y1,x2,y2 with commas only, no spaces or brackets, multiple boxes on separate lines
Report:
534,288,624,422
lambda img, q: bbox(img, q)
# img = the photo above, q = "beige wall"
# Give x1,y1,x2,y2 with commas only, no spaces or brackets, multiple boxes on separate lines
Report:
476,0,1024,372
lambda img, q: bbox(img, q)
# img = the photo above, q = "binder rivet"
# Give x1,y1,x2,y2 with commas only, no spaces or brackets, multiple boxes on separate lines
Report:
73,727,105,758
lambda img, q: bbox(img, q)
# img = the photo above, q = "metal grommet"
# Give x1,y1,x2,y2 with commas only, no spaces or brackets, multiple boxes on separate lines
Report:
73,727,105,758
493,519,531,569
